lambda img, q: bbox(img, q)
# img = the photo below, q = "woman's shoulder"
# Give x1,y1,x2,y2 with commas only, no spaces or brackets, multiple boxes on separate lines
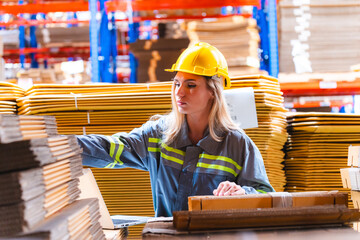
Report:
138,115,167,133
225,128,251,142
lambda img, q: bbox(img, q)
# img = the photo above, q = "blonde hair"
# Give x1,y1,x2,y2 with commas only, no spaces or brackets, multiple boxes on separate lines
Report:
163,76,239,144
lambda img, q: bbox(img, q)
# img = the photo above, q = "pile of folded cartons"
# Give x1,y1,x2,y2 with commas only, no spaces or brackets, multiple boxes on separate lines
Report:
186,16,261,76
172,191,360,231
53,61,91,84
0,114,105,239
341,145,360,231
231,75,288,192
158,21,187,39
0,82,24,114
129,38,189,82
17,69,57,84
279,0,360,73
17,83,173,237
285,112,360,201
35,26,90,48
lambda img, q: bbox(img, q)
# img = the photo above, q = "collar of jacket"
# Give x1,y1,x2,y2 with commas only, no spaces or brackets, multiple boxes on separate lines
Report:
172,119,225,155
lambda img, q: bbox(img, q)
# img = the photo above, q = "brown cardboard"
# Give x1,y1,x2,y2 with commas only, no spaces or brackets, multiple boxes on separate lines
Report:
348,145,360,167
173,205,360,231
188,191,348,211
188,197,201,211
79,169,114,229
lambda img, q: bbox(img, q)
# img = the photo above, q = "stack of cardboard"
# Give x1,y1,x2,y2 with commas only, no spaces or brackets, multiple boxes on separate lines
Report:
279,0,360,73
285,112,360,198
0,115,58,143
158,22,187,39
0,82,24,114
172,191,360,231
0,115,105,239
186,16,261,76
231,75,288,192
129,38,189,82
17,83,173,237
17,69,57,84
35,26,90,48
341,145,360,231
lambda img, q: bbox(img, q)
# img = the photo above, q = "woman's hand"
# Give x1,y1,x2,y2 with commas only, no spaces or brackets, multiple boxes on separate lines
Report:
213,181,246,196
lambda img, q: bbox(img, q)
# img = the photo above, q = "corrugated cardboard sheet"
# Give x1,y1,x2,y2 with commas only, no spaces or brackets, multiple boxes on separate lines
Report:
0,82,24,114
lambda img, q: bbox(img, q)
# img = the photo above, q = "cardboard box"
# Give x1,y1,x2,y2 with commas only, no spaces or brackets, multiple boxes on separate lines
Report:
348,145,360,167
188,191,348,211
341,168,360,190
174,205,360,231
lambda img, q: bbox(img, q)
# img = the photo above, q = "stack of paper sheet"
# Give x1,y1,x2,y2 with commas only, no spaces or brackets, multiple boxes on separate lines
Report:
0,135,78,172
0,114,104,238
18,83,173,237
279,0,360,73
231,75,288,192
21,198,105,239
187,16,261,76
285,112,360,194
0,114,58,143
0,136,83,237
0,82,24,114
17,83,172,135
129,39,190,82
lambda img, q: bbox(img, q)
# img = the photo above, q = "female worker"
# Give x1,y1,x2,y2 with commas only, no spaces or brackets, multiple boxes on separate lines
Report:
77,42,274,217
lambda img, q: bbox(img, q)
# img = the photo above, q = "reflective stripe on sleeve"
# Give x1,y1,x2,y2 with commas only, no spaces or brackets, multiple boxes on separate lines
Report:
149,137,161,143
196,162,238,177
161,143,185,156
161,152,184,165
148,147,161,152
199,153,242,171
105,136,124,168
148,138,184,167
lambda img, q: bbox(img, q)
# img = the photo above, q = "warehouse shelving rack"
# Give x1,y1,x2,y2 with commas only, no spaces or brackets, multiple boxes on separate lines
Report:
0,0,280,82
280,77,360,113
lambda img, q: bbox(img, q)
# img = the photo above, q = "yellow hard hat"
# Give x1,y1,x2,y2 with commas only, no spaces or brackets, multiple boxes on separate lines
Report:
165,42,231,89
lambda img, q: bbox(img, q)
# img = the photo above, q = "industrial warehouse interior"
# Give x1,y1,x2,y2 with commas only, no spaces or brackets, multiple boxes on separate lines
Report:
1,0,360,239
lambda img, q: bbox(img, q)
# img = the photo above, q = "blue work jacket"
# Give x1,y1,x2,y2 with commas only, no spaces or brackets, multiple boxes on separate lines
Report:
77,117,274,217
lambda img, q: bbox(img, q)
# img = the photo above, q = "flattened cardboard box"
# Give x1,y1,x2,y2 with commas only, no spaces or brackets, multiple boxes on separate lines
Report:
174,205,360,231
188,191,348,211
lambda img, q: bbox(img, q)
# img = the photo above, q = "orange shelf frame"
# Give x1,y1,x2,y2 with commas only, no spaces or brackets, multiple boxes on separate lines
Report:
3,45,128,55
131,13,252,21
0,13,252,26
285,100,346,109
0,1,89,14
106,0,260,12
280,80,360,97
0,19,90,27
